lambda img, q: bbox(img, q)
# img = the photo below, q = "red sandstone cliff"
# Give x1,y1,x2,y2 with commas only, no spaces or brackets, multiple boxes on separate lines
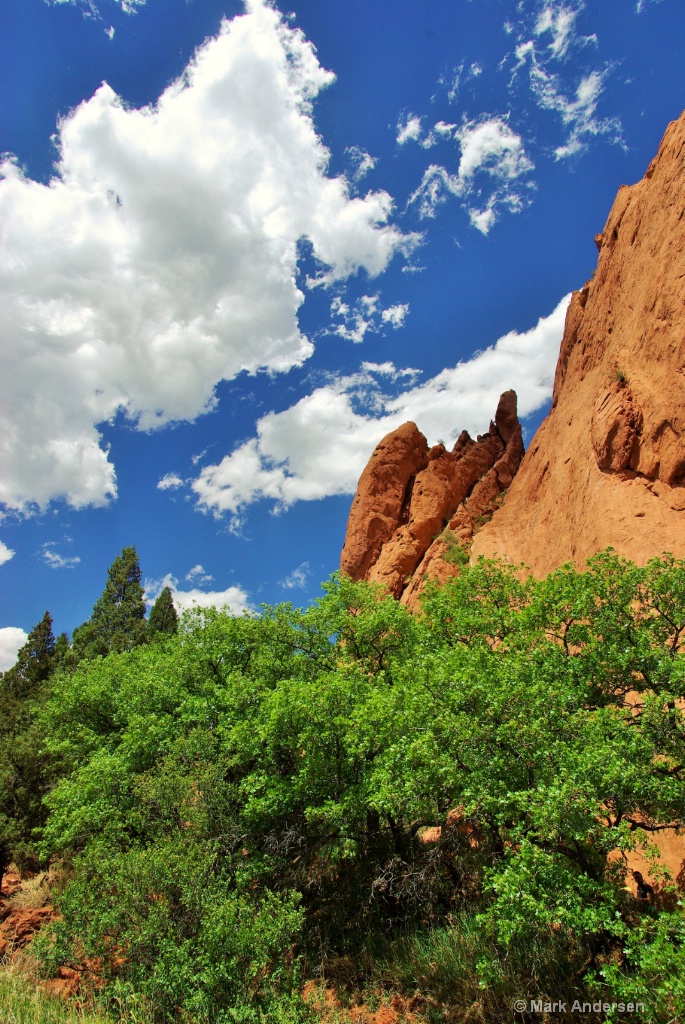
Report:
340,391,524,609
343,111,685,590
473,110,685,573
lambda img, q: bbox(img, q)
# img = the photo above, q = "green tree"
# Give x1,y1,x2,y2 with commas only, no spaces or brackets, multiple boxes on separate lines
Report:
0,612,56,887
72,546,146,661
3,611,55,698
35,556,685,1022
147,586,178,639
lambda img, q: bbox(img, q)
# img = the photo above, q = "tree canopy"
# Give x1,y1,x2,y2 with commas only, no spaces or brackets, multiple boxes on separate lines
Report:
31,552,685,1022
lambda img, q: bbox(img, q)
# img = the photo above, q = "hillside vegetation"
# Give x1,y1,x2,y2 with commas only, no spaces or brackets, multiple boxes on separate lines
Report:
2,550,685,1022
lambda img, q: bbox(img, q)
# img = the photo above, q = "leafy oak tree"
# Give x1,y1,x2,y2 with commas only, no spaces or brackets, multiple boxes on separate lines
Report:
34,555,685,1022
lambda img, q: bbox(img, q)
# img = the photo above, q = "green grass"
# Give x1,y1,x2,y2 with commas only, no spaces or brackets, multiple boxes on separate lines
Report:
350,913,594,1023
0,969,150,1024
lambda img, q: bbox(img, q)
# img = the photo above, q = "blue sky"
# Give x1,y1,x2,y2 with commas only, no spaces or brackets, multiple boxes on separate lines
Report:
0,0,683,666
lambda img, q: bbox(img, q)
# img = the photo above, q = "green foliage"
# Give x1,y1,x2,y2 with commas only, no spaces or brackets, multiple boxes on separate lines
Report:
589,908,685,1018
32,555,685,1021
36,839,305,1022
147,587,178,639
440,527,469,566
72,547,146,661
0,612,57,884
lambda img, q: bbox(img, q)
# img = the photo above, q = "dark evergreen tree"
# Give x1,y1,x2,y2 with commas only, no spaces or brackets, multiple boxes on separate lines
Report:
72,546,146,661
52,631,76,674
0,613,56,889
4,611,55,698
147,586,179,639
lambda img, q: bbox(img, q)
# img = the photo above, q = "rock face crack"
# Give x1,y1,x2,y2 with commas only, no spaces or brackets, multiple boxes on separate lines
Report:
591,378,643,473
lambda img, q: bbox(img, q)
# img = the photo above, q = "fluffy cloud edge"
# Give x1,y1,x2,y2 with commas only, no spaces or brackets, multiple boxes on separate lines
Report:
188,293,571,525
0,541,15,567
0,627,28,672
146,574,251,617
1,0,413,514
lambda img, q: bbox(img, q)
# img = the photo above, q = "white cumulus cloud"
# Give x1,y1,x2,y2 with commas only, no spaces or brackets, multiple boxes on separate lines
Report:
0,627,28,672
157,473,184,492
0,541,15,566
146,574,250,616
190,294,570,526
0,0,412,514
381,304,409,328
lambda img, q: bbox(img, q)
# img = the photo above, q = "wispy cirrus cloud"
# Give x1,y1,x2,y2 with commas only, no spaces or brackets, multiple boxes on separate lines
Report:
46,0,145,16
42,541,80,569
439,62,483,104
346,146,377,183
504,1,621,159
329,294,409,343
407,117,534,231
279,562,311,589
534,4,594,59
399,0,622,231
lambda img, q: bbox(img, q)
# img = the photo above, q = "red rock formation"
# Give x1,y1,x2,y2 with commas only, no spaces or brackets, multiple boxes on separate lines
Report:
0,869,91,998
0,870,57,960
340,422,429,583
340,391,524,606
473,109,685,574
